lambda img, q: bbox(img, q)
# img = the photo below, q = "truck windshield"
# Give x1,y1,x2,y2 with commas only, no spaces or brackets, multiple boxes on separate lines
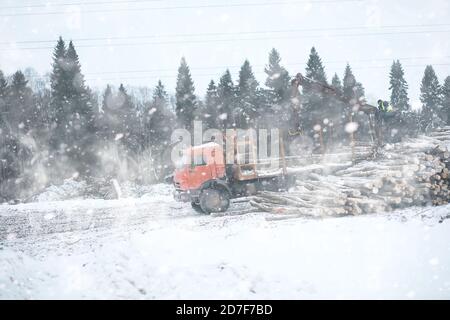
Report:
174,153,189,169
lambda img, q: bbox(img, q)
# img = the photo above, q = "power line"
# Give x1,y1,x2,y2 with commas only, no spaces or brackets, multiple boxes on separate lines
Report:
2,23,449,46
82,63,450,82
82,56,450,76
2,29,449,52
0,0,363,17
22,56,450,80
0,0,162,10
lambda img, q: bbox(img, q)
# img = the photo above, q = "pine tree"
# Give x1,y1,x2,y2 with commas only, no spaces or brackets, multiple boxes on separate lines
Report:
0,70,7,97
343,64,357,103
49,38,97,176
149,80,173,148
420,65,444,131
204,80,219,129
236,60,259,128
217,69,235,129
340,64,366,141
442,76,450,125
99,84,114,141
175,57,196,130
139,80,175,181
301,47,329,138
117,83,139,153
153,80,168,105
305,47,327,83
0,70,7,134
331,73,343,95
389,60,410,112
388,60,419,139
7,71,33,133
264,48,290,103
354,82,365,101
328,73,349,142
50,37,68,141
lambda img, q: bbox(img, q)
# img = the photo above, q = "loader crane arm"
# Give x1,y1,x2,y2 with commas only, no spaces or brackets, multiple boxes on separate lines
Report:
290,73,382,146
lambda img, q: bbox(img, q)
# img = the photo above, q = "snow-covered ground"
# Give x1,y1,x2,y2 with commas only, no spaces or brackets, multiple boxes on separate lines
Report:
1,183,450,299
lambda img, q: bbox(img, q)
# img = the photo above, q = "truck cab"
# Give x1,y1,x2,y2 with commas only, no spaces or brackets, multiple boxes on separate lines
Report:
173,142,231,213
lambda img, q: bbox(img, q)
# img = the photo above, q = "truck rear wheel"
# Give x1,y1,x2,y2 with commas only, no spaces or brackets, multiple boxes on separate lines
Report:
199,188,230,214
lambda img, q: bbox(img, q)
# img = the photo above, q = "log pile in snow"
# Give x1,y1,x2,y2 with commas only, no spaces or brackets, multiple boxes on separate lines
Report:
251,127,450,217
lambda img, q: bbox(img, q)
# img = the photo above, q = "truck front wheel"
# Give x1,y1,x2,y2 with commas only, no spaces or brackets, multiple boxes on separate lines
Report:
191,202,205,214
199,188,230,214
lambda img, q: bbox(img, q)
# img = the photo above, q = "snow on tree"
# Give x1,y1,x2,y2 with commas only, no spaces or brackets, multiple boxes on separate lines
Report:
389,60,410,113
301,47,328,138
341,64,371,143
217,69,235,129
148,80,174,149
0,70,7,101
203,80,219,129
145,80,176,180
388,60,418,139
263,48,291,128
420,65,444,132
441,76,450,125
264,48,290,103
343,64,359,102
7,71,34,134
49,38,97,177
175,57,197,130
117,84,140,154
236,60,259,128
331,73,343,95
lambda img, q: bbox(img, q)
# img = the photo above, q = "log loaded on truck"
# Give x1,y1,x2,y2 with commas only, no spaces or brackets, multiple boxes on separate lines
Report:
173,133,296,214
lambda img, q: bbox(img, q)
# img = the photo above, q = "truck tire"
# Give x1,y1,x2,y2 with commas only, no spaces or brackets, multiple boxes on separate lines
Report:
191,202,205,214
199,188,230,214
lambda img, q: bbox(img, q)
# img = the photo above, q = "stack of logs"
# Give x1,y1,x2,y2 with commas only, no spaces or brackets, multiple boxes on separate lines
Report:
251,127,450,218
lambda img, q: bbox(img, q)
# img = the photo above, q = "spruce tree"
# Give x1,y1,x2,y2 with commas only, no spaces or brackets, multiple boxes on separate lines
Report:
204,80,219,129
341,64,364,140
150,80,173,148
175,57,196,130
237,60,259,128
442,76,450,125
49,38,97,176
420,65,444,131
388,60,419,139
217,69,235,129
342,64,366,103
328,73,348,142
0,70,7,134
98,84,115,142
153,80,167,105
139,80,175,181
305,47,327,83
0,70,7,98
389,60,410,112
301,47,329,138
50,37,68,142
117,84,139,153
264,48,290,103
7,71,33,133
331,73,343,95
343,64,357,103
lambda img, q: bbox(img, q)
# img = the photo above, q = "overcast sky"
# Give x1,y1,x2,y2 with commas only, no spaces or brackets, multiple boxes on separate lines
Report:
1,0,449,108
